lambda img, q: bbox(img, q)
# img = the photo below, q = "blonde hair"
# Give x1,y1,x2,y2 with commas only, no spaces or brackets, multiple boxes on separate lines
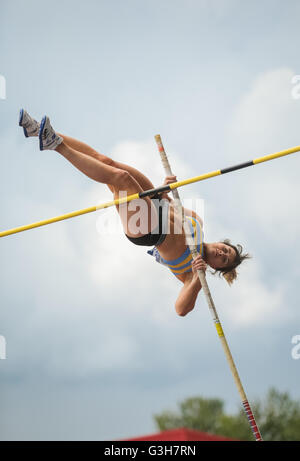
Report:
211,239,251,286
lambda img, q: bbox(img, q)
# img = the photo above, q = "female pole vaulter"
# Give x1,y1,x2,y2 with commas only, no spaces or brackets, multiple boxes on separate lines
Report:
19,109,250,316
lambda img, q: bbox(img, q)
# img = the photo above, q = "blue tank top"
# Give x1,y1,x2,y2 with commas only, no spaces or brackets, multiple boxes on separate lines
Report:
147,216,204,276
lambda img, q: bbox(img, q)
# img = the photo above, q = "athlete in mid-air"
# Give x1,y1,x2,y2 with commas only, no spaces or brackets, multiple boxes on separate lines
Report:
19,109,250,316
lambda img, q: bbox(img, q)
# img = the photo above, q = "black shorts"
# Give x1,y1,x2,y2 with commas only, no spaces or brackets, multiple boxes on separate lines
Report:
125,193,169,247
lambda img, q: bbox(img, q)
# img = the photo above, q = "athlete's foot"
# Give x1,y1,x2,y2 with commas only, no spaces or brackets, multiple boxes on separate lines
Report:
39,116,63,151
19,109,40,137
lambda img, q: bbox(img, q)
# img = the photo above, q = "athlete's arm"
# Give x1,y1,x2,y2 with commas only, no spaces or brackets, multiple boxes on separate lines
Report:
175,277,201,316
175,255,206,316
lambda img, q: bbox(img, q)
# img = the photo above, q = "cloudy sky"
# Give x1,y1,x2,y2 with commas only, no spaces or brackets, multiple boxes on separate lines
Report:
1,0,300,441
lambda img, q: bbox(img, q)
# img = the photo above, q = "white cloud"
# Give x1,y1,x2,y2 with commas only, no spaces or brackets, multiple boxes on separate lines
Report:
244,175,300,245
226,68,300,157
200,207,288,329
201,68,300,328
218,259,286,328
110,139,193,189
223,68,300,247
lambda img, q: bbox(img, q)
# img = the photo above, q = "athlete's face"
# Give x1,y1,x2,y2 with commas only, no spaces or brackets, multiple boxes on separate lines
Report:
205,242,236,269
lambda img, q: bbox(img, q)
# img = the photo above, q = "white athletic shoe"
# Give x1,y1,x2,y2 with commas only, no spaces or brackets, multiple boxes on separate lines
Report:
19,109,40,137
39,116,63,151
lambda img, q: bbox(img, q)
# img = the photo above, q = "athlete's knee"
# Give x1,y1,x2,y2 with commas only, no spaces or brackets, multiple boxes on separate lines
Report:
101,156,115,166
114,169,134,188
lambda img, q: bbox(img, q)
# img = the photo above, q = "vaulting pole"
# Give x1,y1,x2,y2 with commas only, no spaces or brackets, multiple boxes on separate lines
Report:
0,145,299,239
155,134,263,442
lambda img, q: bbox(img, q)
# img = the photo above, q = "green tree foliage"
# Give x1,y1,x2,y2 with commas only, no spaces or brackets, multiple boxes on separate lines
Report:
153,388,300,441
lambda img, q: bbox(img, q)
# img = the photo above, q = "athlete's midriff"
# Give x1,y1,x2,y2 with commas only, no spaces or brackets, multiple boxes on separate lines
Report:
155,204,199,283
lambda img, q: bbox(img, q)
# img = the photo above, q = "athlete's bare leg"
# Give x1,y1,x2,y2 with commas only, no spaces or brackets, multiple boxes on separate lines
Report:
55,141,158,236
58,133,155,193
